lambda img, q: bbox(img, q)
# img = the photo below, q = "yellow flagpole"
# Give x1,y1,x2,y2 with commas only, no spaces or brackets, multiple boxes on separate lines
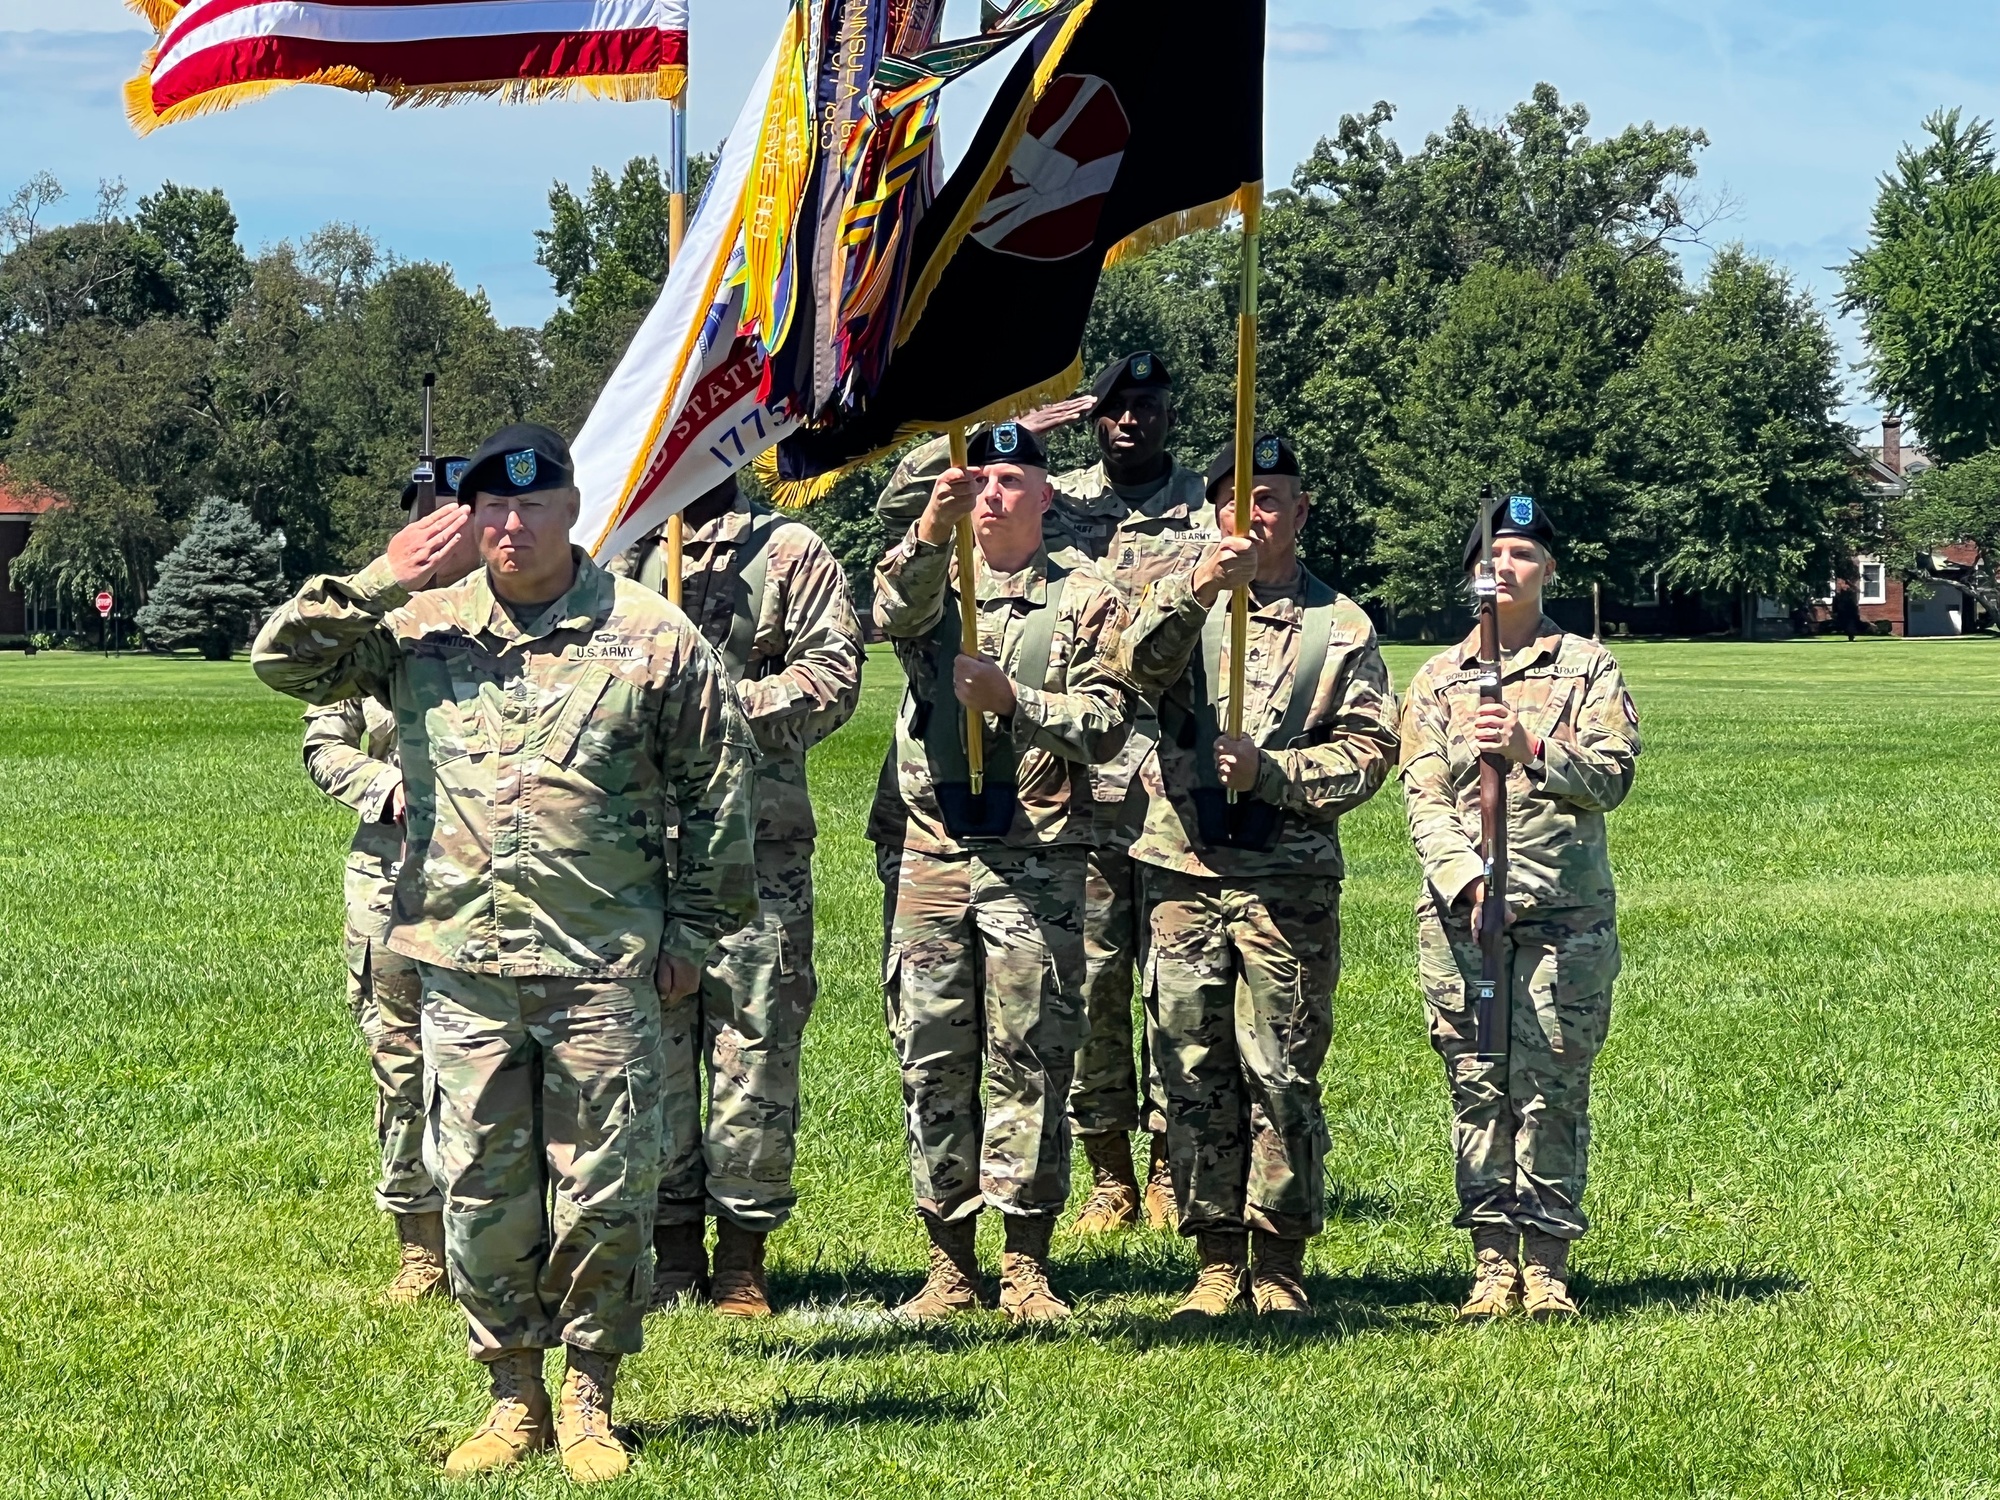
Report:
1227,181,1263,801
949,427,984,795
665,90,690,608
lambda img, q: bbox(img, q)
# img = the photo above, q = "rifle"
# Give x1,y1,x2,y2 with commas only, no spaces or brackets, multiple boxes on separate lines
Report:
410,373,439,519
1472,485,1510,1060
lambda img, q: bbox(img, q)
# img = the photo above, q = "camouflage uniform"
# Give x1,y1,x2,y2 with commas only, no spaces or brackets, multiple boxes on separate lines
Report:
1113,561,1398,1237
302,697,440,1217
254,551,759,1357
881,439,1209,1139
871,524,1139,1222
1400,618,1639,1241
613,494,863,1233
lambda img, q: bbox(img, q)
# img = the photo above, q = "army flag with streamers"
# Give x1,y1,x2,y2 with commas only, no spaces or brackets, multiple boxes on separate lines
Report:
775,0,1265,490
124,0,690,134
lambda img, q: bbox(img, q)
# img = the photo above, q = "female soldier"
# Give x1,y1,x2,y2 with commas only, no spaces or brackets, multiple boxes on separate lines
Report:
1398,495,1641,1320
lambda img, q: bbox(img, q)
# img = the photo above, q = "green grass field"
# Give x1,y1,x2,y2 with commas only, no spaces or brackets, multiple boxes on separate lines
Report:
4,637,1999,1498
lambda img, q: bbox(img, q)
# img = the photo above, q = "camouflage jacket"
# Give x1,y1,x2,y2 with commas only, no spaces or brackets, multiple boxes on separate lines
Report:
253,550,760,979
878,434,1208,557
612,494,864,844
1113,559,1399,881
302,696,402,967
869,524,1139,854
1399,617,1640,916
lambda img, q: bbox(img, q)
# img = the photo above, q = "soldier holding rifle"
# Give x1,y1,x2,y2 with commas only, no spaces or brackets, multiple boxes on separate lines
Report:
1399,494,1641,1321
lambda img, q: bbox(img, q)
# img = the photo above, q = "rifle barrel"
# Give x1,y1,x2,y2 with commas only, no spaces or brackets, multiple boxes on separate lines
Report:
1474,487,1510,1060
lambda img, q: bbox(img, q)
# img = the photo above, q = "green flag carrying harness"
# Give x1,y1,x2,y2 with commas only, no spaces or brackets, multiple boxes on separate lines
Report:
1165,571,1339,852
908,562,1069,839
637,511,780,679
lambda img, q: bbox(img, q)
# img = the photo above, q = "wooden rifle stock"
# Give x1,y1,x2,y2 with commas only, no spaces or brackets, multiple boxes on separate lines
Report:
1473,486,1510,1059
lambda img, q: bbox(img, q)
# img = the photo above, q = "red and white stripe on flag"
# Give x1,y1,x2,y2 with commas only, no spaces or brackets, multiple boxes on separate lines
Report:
126,0,689,134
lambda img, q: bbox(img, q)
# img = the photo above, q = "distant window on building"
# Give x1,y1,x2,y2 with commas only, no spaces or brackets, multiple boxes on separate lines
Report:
1859,561,1887,604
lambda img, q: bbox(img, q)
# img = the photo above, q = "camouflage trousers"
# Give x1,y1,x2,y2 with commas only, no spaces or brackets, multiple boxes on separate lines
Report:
418,963,682,1360
658,839,818,1234
1140,867,1340,1239
1067,844,1166,1138
344,933,440,1216
1417,903,1619,1240
878,843,1086,1222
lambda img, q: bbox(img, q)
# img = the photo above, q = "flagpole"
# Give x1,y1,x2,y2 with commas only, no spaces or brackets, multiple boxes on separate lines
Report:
949,427,984,795
665,89,690,608
1227,181,1263,803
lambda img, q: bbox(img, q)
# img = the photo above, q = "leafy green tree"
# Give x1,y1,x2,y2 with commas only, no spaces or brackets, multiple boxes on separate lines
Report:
9,483,169,617
134,497,284,658
1635,249,1857,629
1840,110,2000,463
135,182,251,333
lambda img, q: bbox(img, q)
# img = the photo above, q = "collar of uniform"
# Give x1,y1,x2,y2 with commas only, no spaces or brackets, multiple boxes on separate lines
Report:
1056,463,1131,520
1453,613,1565,672
687,493,755,546
977,545,1052,606
473,548,614,645
1247,561,1307,622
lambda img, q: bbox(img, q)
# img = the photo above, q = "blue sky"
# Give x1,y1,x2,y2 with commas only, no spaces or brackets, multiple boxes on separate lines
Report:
6,0,2000,429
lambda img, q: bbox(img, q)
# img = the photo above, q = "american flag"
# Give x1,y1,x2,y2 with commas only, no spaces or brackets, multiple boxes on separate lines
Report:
126,0,689,134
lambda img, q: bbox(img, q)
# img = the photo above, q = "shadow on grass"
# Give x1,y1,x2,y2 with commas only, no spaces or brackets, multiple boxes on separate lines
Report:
627,1385,986,1446
1572,1268,1803,1317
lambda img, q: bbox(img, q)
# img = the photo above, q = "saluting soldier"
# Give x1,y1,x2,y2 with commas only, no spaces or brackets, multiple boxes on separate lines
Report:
1399,494,1640,1321
613,475,864,1318
871,420,1144,1323
1113,434,1398,1319
299,455,469,1305
878,352,1210,1232
254,424,758,1484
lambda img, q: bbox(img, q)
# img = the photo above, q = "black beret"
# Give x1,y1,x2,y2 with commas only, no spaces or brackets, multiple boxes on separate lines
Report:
1089,350,1172,417
1463,492,1558,569
401,454,470,510
965,421,1048,470
1205,432,1301,499
458,423,575,500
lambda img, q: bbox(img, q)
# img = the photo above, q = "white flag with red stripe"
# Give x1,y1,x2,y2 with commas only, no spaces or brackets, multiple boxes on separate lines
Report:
570,29,800,563
125,0,688,134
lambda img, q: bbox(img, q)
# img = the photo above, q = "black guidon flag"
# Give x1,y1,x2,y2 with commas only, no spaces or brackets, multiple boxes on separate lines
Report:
775,0,1265,487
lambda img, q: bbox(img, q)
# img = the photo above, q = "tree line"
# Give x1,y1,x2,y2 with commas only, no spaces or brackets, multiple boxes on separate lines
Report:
6,84,1996,647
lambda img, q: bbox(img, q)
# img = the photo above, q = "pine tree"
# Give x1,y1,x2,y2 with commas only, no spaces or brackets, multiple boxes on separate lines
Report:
135,499,284,660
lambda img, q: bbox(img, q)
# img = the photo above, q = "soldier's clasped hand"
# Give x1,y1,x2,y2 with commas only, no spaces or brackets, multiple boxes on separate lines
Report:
1472,701,1539,764
1191,536,1260,607
387,504,474,591
1213,733,1260,792
954,652,1018,717
918,467,983,545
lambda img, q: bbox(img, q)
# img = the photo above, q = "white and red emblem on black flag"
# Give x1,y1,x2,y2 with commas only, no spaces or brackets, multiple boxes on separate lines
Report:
776,0,1264,486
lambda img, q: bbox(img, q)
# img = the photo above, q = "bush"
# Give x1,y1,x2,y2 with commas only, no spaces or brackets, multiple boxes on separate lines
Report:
134,499,284,661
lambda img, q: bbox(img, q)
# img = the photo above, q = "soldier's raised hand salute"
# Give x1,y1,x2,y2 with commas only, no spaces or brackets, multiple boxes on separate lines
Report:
385,503,475,591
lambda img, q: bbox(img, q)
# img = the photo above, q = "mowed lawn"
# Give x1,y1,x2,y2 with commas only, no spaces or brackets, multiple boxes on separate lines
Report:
2,636,1998,1499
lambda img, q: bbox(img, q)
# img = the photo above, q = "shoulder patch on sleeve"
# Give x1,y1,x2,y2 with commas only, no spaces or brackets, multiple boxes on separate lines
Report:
1622,692,1640,726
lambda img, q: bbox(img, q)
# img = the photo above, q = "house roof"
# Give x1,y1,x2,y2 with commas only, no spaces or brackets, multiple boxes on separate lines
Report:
0,469,59,517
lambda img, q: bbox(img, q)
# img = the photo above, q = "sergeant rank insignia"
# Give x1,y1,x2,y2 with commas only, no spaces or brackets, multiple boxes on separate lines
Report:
1510,494,1536,526
505,448,539,488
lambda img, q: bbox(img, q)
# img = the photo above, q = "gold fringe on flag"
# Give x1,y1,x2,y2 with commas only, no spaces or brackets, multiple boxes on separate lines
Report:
124,0,181,31
126,58,687,136
1103,185,1254,269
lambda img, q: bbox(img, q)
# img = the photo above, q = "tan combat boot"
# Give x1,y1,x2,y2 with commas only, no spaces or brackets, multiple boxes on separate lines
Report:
1171,1231,1248,1319
1142,1134,1176,1230
385,1212,448,1305
1459,1227,1522,1321
443,1350,551,1477
998,1216,1070,1323
894,1215,984,1321
1250,1230,1311,1316
1068,1134,1140,1236
649,1219,708,1310
556,1348,629,1483
1521,1231,1580,1321
711,1219,772,1318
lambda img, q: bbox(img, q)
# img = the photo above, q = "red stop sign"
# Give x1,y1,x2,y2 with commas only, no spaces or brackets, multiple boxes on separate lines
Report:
95,591,114,617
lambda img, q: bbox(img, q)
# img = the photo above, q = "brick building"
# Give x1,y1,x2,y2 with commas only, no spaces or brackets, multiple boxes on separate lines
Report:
0,470,57,642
